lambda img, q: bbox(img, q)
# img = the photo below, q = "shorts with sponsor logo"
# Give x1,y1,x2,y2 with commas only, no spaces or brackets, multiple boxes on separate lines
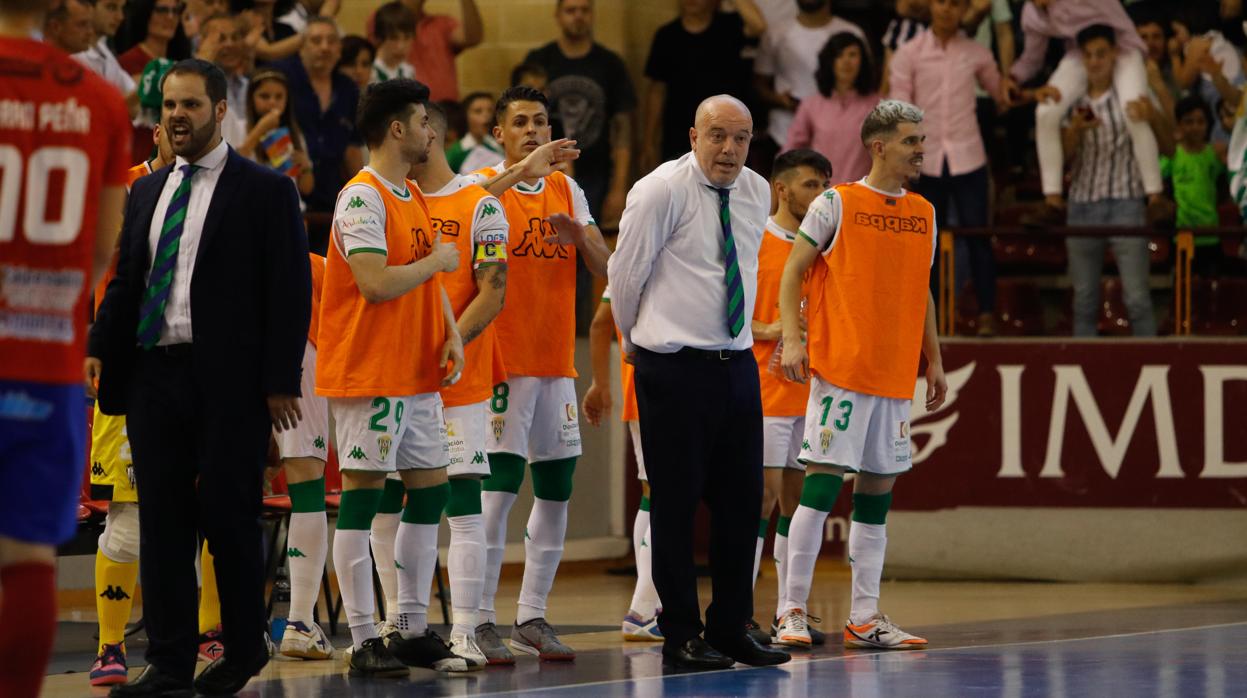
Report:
90,407,137,502
627,420,646,481
446,401,491,478
330,392,449,472
0,379,87,545
486,376,581,462
798,377,912,476
275,342,329,462
763,416,806,471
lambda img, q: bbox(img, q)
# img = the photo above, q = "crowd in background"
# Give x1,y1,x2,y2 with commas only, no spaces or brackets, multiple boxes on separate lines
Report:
43,0,1247,337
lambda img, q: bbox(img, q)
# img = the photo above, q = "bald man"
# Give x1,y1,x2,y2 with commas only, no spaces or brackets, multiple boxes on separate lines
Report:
607,95,791,671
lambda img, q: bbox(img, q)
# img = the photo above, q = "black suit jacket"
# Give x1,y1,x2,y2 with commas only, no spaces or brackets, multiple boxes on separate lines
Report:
89,147,311,416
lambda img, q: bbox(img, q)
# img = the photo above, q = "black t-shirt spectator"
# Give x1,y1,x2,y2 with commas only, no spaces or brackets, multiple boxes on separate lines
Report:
646,12,752,163
523,42,637,204
272,55,362,214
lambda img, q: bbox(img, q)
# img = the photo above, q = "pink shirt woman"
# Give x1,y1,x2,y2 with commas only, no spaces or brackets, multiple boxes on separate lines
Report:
785,32,879,185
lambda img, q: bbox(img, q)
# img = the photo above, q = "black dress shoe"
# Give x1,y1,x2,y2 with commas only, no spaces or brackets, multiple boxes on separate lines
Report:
745,618,772,646
192,654,268,696
708,633,791,667
109,665,193,697
662,637,735,671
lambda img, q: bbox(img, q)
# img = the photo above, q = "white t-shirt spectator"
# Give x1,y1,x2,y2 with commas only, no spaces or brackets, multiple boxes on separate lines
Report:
755,17,865,146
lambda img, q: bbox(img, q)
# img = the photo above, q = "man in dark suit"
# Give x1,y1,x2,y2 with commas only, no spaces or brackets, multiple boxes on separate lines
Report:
87,58,311,696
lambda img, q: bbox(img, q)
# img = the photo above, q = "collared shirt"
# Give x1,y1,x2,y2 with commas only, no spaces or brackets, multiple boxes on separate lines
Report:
75,37,136,96
1068,88,1145,204
785,90,878,185
889,28,1001,177
608,152,770,354
221,72,249,148
1011,0,1145,84
146,140,230,345
274,56,362,212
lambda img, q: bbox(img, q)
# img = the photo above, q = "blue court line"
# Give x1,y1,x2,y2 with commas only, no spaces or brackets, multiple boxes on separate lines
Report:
470,621,1247,697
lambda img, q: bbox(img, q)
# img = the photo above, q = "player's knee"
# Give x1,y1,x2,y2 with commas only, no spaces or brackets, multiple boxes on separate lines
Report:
482,453,526,494
98,503,140,564
799,472,845,513
530,457,576,502
446,477,483,518
284,457,325,484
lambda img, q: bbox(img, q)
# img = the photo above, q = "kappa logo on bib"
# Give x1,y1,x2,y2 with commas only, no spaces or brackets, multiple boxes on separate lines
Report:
378,435,393,460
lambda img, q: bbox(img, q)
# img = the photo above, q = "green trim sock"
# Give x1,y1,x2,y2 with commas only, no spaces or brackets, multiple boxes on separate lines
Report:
639,495,650,512
288,477,326,513
378,477,406,514
851,492,892,525
402,483,451,525
799,473,845,512
483,453,526,494
530,458,576,502
333,488,384,640
446,478,482,517
336,488,383,530
777,515,792,537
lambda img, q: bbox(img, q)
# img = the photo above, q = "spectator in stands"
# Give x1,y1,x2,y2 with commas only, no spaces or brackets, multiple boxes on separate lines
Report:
785,31,878,185
880,0,928,94
1163,95,1229,275
366,0,484,101
116,0,192,78
239,68,315,197
274,16,363,253
891,0,1003,335
754,0,864,175
1169,7,1245,144
334,34,374,93
447,91,501,173
1064,24,1170,337
44,0,94,54
278,0,339,35
1009,0,1168,225
233,0,302,64
370,1,415,83
195,13,249,147
75,0,138,112
642,0,766,171
1131,4,1181,103
513,61,548,91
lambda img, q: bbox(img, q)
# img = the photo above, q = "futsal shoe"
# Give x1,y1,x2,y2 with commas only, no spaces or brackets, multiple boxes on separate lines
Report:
280,620,334,660
385,629,471,673
475,622,516,665
774,608,812,647
90,643,129,686
844,614,928,650
511,618,576,661
621,611,664,642
346,637,409,678
745,618,771,646
449,632,488,669
197,626,224,662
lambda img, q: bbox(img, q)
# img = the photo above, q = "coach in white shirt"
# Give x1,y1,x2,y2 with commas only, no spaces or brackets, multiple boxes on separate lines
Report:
608,94,789,672
74,0,137,103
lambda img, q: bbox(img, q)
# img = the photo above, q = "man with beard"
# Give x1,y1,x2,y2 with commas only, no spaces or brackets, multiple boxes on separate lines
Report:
89,58,310,696
195,13,249,148
776,100,946,650
42,0,94,54
753,0,864,174
316,77,468,678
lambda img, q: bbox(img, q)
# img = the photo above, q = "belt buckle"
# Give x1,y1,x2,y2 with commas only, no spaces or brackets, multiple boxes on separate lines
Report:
717,349,731,361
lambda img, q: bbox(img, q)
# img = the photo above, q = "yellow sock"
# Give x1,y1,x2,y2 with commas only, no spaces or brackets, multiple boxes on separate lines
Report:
198,541,221,635
95,549,139,654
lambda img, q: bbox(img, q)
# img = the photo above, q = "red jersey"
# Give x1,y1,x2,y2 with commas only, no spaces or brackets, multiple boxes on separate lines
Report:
0,38,131,385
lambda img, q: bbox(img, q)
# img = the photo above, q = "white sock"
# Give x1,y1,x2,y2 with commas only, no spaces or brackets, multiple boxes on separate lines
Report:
783,504,829,613
516,497,567,625
286,511,328,623
848,522,887,625
773,531,789,622
479,490,516,625
628,511,659,618
332,528,377,648
369,512,401,622
447,513,485,637
395,520,439,639
751,532,765,589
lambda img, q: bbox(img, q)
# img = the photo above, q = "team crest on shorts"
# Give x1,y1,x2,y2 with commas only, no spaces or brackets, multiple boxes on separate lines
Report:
819,428,833,453
378,434,393,460
491,416,505,442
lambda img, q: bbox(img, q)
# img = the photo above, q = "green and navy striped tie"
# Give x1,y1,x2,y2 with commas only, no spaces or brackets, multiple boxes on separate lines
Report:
710,186,745,338
137,164,199,348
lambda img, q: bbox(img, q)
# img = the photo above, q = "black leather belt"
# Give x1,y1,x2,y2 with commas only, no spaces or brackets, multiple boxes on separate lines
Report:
145,343,192,357
674,346,751,361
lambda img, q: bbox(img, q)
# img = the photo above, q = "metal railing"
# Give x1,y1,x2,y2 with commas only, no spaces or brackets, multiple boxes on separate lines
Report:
937,226,1247,337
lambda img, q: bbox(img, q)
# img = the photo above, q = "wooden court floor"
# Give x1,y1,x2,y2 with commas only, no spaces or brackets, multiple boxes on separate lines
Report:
44,560,1247,696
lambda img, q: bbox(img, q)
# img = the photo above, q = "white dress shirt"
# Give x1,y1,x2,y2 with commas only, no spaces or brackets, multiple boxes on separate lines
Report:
146,139,230,345
608,152,770,354
74,37,136,96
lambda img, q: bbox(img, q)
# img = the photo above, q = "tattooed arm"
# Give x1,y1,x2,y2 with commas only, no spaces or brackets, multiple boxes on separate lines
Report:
456,264,507,345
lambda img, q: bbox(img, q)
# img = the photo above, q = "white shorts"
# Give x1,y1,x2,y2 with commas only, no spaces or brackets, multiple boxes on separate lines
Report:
275,342,329,462
445,401,491,478
330,392,449,472
763,416,806,471
798,377,912,476
627,420,646,482
486,376,582,463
